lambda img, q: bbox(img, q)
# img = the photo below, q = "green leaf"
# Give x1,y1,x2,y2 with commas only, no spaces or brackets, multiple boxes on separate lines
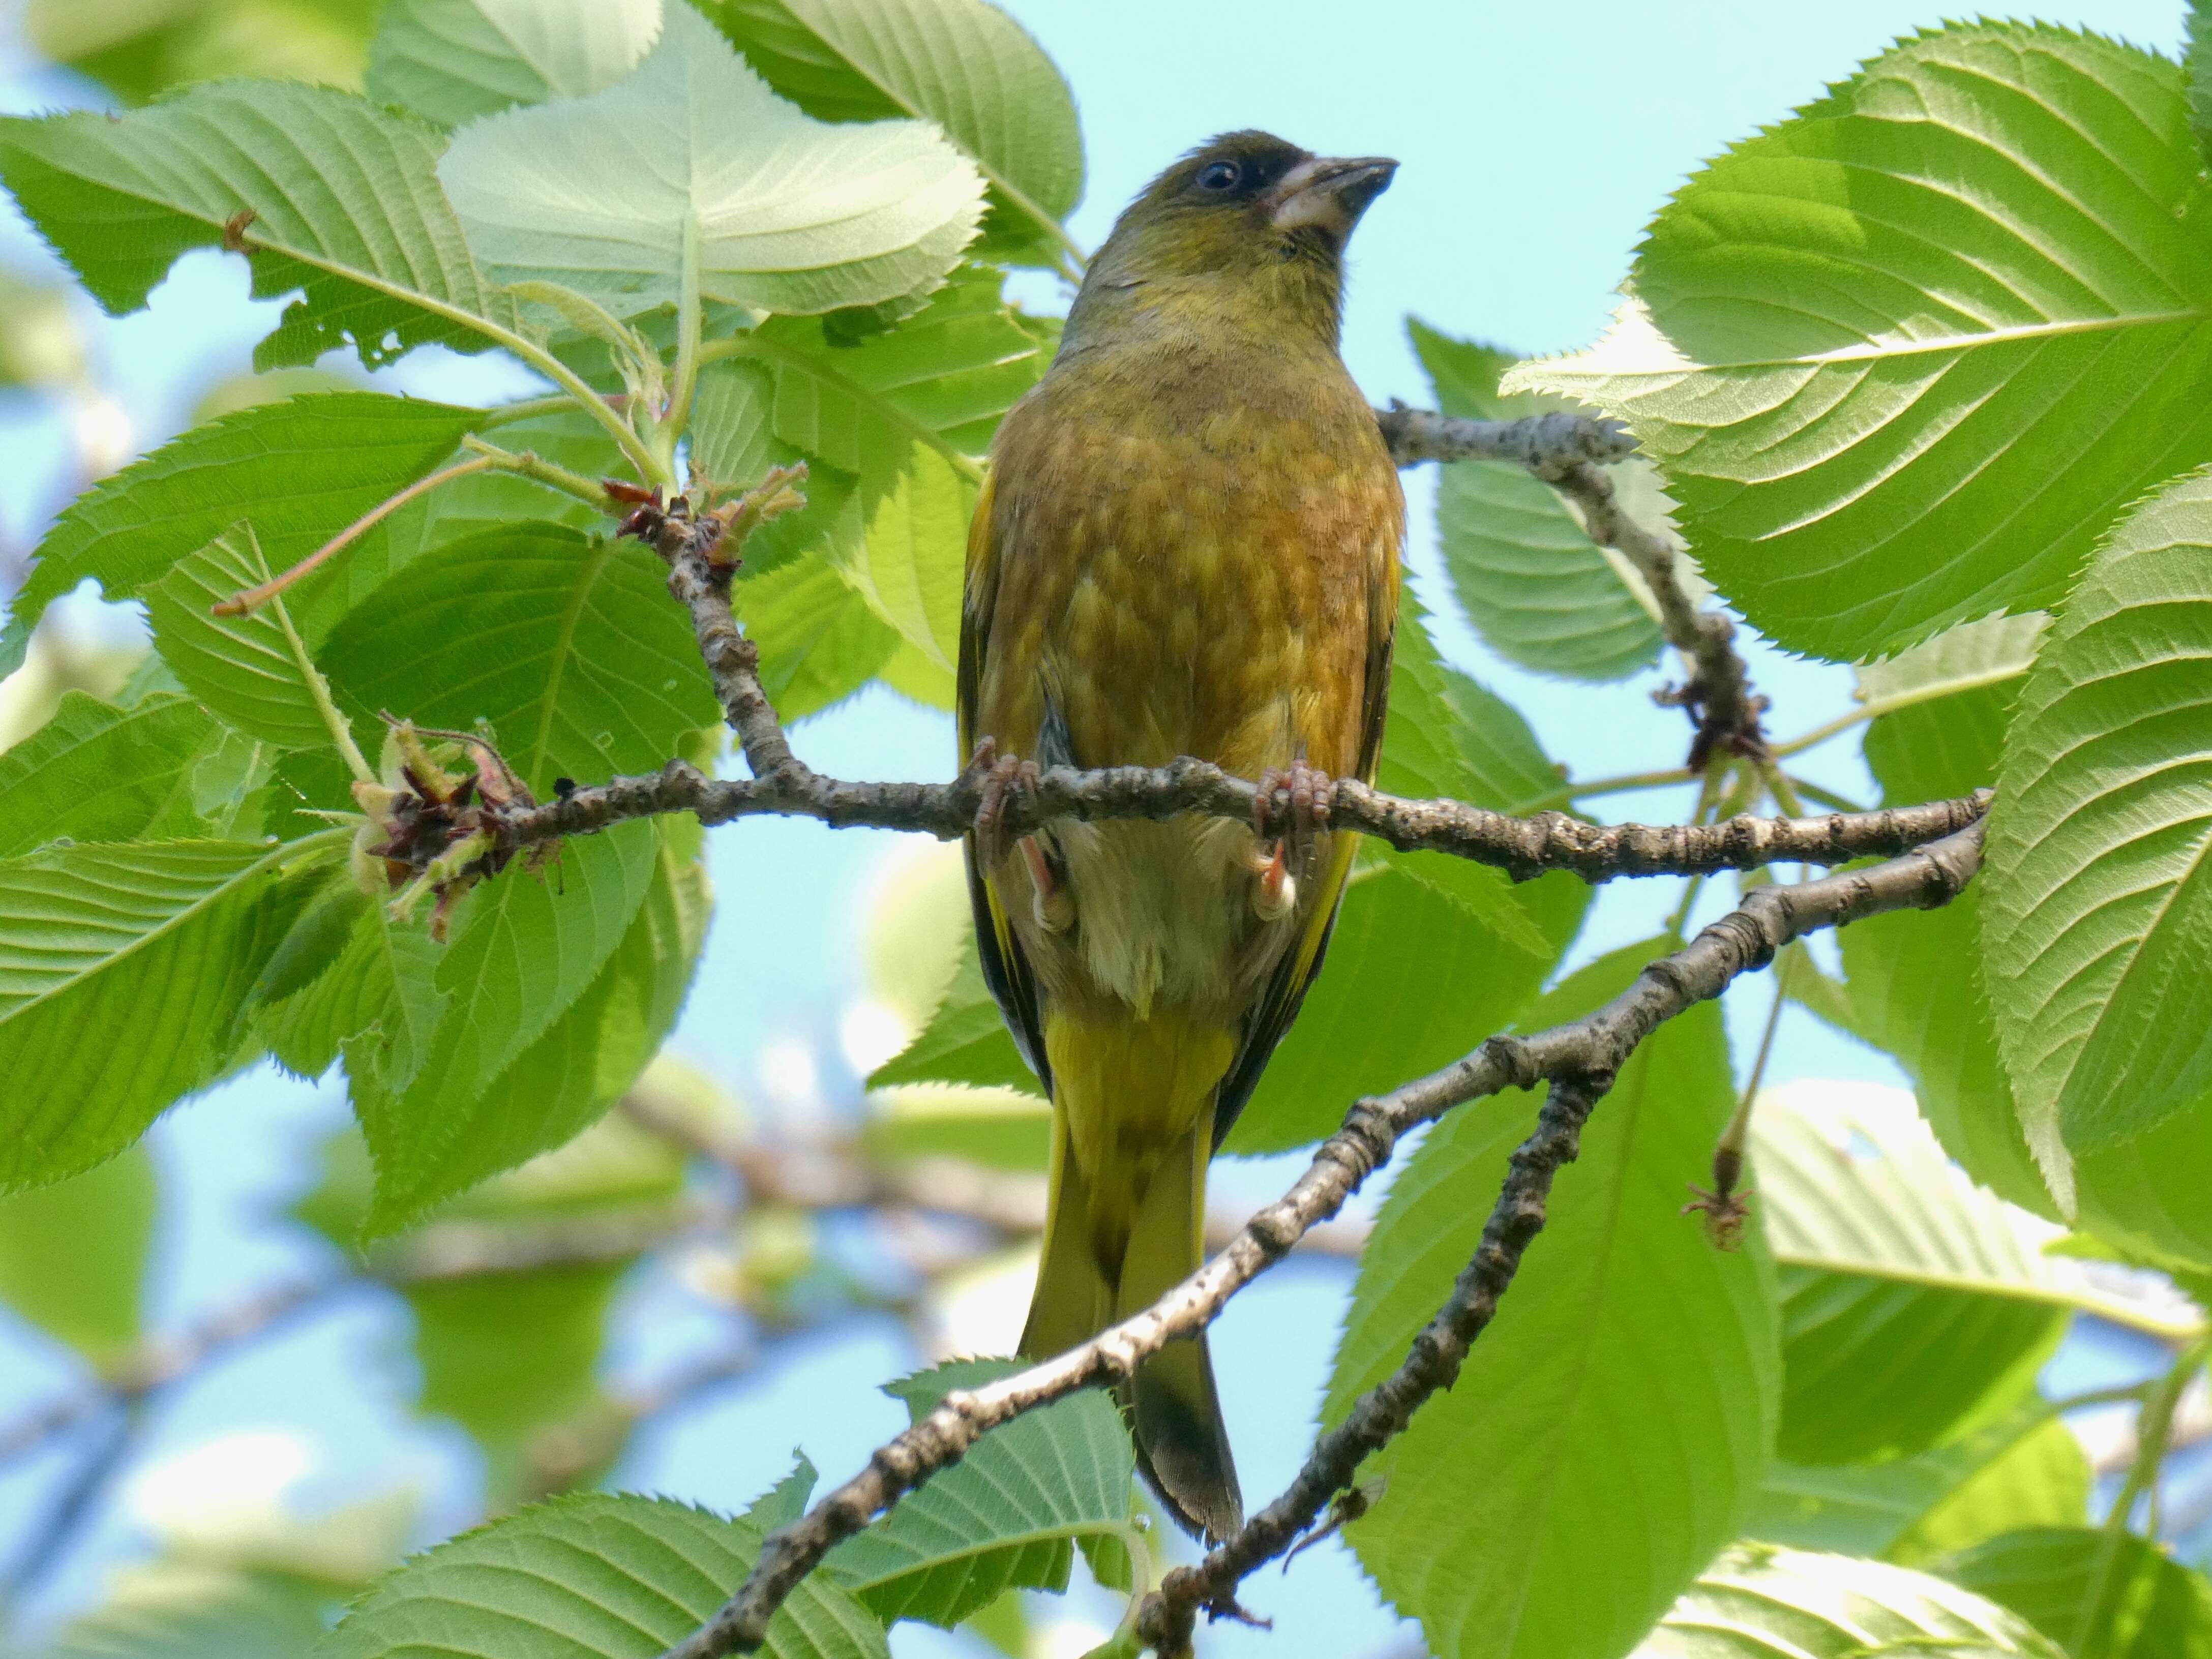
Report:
367,824,707,1227
436,3,983,317
741,269,1052,473
1507,25,2212,662
352,821,665,1230
1409,318,1662,682
1844,887,2061,1221
46,1563,348,1659
1752,1402,2088,1564
0,83,524,373
1845,637,2056,1217
1329,939,1777,1659
725,269,1051,665
0,1144,155,1367
386,407,627,565
704,0,1083,263
1940,1527,2212,1659
0,691,216,858
841,444,971,673
7,394,486,654
2190,1,2212,170
407,1265,629,1504
367,0,662,128
827,1358,1134,1627
1854,611,2050,722
24,0,376,108
0,838,318,1189
1632,1542,2064,1657
261,899,447,1084
146,523,346,752
1753,1081,2115,1462
1984,467,2212,1164
733,552,901,722
320,524,718,794
317,1492,890,1659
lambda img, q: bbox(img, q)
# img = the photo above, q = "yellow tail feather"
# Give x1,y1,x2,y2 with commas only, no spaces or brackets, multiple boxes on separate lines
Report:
1021,1013,1244,1543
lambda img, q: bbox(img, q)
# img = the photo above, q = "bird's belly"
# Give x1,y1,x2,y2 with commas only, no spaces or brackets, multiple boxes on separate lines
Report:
1050,811,1281,1025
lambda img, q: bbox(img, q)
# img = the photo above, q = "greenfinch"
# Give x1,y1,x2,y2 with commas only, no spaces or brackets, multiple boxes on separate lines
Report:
960,132,1403,1541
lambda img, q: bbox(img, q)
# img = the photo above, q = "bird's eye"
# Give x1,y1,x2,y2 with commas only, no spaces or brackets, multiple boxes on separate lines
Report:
1197,160,1242,192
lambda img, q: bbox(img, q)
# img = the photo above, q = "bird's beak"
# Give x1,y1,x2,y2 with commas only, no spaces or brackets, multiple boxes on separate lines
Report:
1268,155,1398,237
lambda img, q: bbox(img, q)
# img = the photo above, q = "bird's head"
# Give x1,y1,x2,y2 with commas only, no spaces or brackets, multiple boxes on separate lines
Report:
1068,131,1396,349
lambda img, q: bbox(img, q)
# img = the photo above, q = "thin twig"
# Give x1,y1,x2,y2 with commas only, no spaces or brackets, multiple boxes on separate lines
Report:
656,822,1987,1659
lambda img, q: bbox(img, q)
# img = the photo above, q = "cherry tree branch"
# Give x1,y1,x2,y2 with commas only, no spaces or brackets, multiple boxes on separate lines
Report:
656,821,1987,1659
491,756,1985,884
1380,401,1766,771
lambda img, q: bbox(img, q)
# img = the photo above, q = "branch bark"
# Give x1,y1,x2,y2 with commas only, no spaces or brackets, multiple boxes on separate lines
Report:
492,753,1983,886
656,821,1987,1659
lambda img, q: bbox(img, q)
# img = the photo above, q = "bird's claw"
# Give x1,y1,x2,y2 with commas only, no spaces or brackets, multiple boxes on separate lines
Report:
1249,760,1334,922
970,741,1071,931
970,742,1040,873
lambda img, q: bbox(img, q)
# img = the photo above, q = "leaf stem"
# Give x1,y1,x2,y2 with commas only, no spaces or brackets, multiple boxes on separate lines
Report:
267,586,372,784
655,222,705,480
1770,661,2035,759
457,435,618,511
1785,774,1868,816
211,455,496,615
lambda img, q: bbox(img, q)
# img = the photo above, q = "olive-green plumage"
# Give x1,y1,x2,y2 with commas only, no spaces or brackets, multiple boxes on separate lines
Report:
960,132,1404,1541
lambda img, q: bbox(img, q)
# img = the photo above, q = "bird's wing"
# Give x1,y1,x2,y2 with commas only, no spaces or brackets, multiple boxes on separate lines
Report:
1211,540,1399,1150
959,469,1054,1092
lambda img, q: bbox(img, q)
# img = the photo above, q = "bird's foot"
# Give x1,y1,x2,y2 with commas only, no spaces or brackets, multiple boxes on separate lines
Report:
1249,760,1334,922
1021,833,1074,933
969,742,1041,874
971,742,1071,930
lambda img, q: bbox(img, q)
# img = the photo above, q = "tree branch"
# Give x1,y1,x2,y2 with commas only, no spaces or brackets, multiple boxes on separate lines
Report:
1380,401,1765,772
1374,402,1636,471
490,755,1984,884
655,821,1987,1659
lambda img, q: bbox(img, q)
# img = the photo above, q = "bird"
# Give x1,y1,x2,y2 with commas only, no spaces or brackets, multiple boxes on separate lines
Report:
959,131,1404,1542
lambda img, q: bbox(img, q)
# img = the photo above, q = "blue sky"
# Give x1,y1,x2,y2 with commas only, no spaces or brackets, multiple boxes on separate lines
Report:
0,3,2193,1654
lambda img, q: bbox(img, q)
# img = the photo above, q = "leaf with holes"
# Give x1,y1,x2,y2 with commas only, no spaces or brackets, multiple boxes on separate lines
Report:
826,1359,1134,1627
317,1492,889,1659
0,85,524,374
705,0,1082,264
1410,318,1662,682
1507,25,2212,662
1330,939,1776,1659
436,4,983,317
1984,467,2212,1169
1632,1543,2062,1657
367,0,663,128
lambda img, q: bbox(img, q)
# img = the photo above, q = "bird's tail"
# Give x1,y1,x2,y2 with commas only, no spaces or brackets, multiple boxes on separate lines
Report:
1021,1104,1243,1544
